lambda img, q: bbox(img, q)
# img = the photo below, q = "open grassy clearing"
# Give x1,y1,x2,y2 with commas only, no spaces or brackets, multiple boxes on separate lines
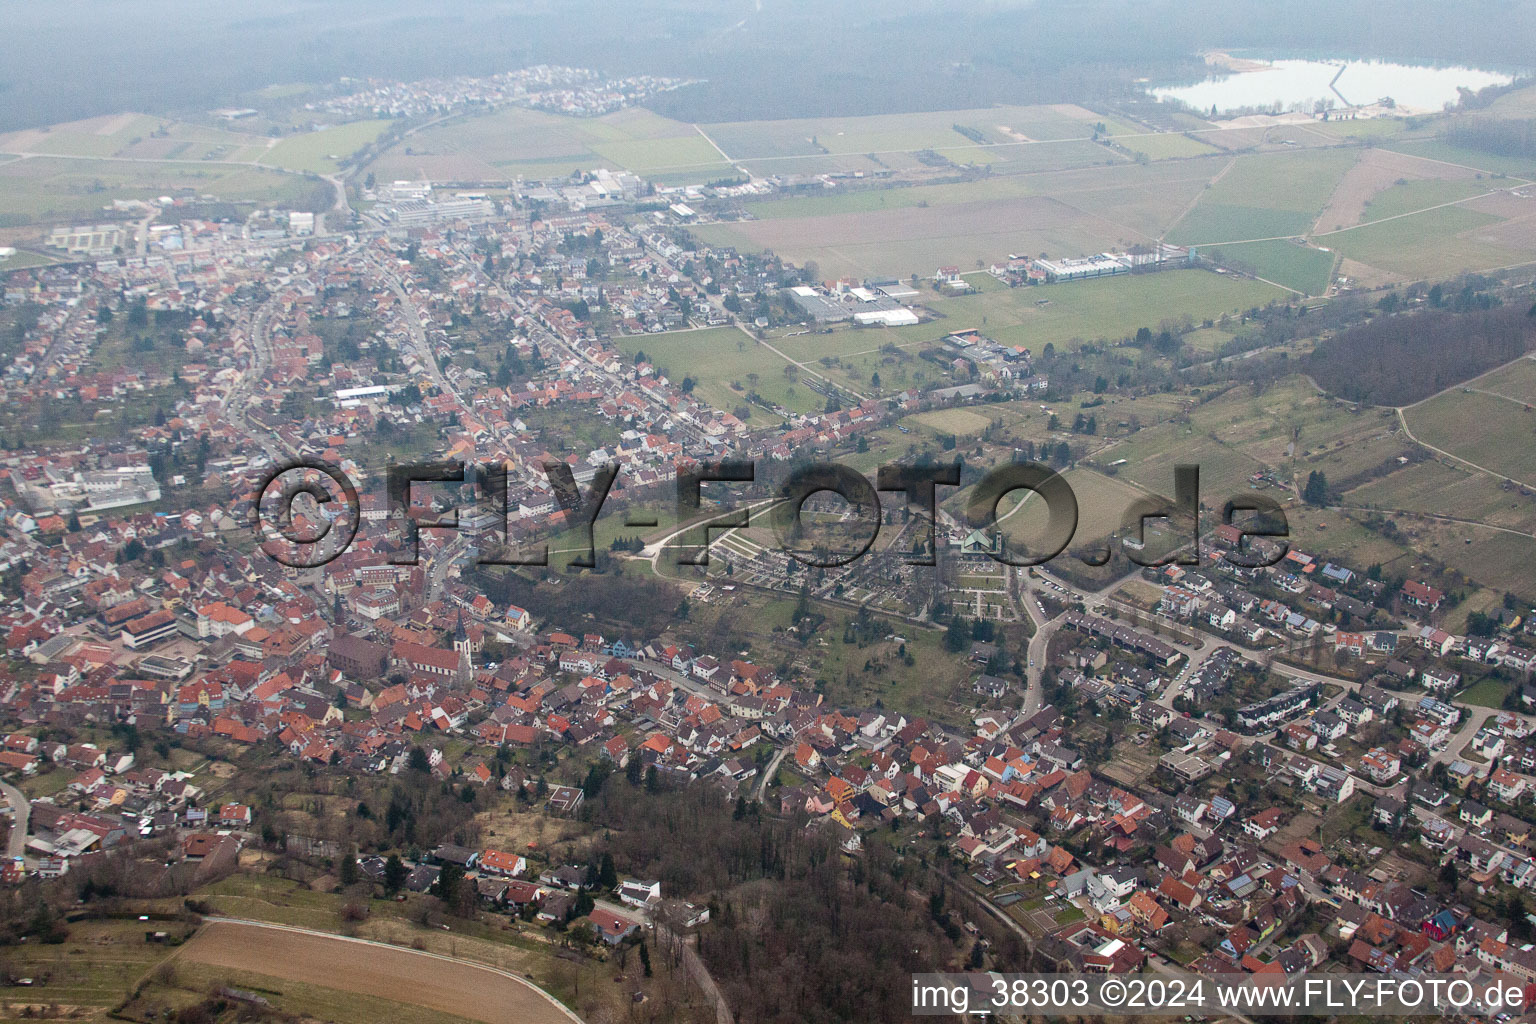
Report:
1464,357,1536,403
990,467,1154,549
0,113,267,162
1113,131,1222,160
910,408,996,436
1345,458,1536,536
609,325,833,420
1404,389,1536,483
259,118,393,173
1405,515,1536,594
702,104,1105,162
734,157,1223,241
0,918,176,1009
694,194,1125,281
1102,378,1346,500
1383,139,1536,179
1201,239,1336,294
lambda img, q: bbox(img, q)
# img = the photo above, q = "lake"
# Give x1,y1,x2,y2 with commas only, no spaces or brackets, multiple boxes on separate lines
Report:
1150,56,1517,116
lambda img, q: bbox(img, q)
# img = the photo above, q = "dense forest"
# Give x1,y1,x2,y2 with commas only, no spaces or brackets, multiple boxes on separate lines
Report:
1446,116,1536,160
5,0,1535,130
1304,293,1535,406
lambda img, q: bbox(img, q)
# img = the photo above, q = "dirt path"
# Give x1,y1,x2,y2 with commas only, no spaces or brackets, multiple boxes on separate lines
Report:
180,919,580,1024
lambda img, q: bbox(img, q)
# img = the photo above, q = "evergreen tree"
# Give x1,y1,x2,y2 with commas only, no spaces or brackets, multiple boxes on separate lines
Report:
339,851,359,887
1303,470,1330,506
383,854,407,895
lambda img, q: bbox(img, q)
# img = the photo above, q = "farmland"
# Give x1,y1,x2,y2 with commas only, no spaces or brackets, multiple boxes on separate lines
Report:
1201,239,1337,294
0,113,269,163
925,269,1286,351
0,156,326,224
259,118,394,174
1404,388,1536,484
693,194,1125,281
1322,204,1522,280
1167,148,1361,244
175,920,574,1024
364,105,734,185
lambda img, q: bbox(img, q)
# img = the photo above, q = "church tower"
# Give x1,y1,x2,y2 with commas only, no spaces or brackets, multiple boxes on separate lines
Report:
453,608,473,680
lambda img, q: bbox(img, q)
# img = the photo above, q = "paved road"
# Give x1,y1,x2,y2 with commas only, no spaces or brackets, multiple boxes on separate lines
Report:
595,900,733,1024
756,745,789,803
0,779,28,861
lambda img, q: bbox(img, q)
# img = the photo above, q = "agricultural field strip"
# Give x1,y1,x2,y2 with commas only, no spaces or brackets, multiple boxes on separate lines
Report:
1328,501,1536,542
1391,354,1536,497
185,917,582,1024
0,149,314,174
575,119,1429,173
1179,175,1534,249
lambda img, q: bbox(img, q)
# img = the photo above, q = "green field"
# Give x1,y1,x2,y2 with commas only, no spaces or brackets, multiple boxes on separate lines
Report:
1383,139,1536,179
1458,678,1514,709
0,155,326,223
365,106,732,184
693,193,1120,280
1404,389,1536,484
928,268,1286,351
703,104,1104,162
1113,131,1222,161
0,112,268,163
610,325,823,419
1200,239,1337,295
1323,204,1521,278
992,467,1153,550
1347,459,1536,538
260,118,394,173
1359,177,1496,223
1167,148,1361,244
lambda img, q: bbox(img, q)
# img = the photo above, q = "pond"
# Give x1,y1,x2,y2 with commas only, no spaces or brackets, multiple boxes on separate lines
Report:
1150,56,1517,116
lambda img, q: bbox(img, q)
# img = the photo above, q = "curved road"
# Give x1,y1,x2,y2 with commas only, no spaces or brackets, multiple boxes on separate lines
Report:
0,779,28,861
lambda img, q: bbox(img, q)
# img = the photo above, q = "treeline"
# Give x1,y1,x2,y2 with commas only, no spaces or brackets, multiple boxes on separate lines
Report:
470,567,685,638
585,784,1002,1024
1304,299,1536,406
1446,116,1536,161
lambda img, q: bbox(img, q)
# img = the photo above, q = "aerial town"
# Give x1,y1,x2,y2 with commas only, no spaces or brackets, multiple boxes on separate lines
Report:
4,16,1536,1024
